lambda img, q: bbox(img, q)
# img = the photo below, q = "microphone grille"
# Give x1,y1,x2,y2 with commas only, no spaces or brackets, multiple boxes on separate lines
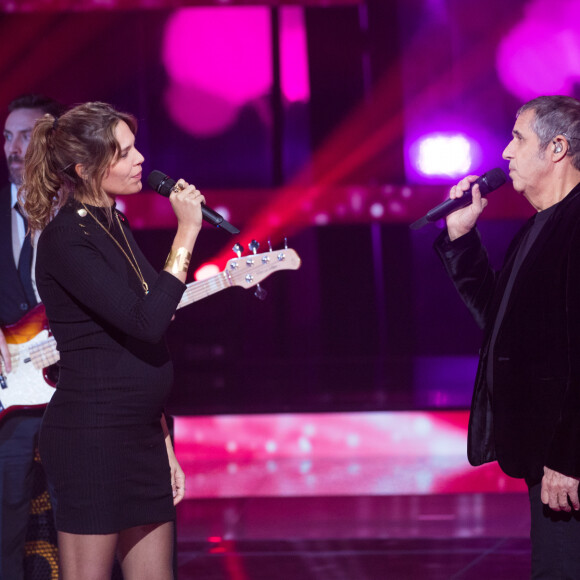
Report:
480,168,507,194
147,170,175,197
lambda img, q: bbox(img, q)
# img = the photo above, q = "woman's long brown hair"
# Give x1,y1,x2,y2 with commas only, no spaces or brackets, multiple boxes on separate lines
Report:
21,101,137,231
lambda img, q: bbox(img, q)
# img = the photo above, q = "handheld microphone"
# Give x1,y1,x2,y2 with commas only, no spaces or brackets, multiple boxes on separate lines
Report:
147,170,240,235
409,168,507,230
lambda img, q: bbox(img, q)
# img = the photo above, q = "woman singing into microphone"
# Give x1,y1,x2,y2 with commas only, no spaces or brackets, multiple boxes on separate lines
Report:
21,102,203,579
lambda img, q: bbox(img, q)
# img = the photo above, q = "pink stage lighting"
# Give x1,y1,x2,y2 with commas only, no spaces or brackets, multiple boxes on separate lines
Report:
280,7,310,104
497,0,580,100
173,411,527,498
162,7,272,137
411,133,478,178
194,263,221,281
161,6,310,138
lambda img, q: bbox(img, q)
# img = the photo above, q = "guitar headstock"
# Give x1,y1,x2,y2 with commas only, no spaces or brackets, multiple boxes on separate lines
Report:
225,247,301,290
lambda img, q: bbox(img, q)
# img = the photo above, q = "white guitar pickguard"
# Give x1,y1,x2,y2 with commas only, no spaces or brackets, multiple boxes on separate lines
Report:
2,330,57,412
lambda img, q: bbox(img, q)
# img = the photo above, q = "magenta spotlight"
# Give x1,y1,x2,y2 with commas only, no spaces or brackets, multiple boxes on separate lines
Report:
496,0,580,100
162,7,273,137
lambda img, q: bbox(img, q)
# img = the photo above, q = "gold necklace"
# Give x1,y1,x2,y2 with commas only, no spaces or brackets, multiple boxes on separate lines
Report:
81,203,149,295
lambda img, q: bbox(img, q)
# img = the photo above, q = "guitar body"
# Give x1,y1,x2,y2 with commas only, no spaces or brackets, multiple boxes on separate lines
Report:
4,304,50,345
1,305,58,419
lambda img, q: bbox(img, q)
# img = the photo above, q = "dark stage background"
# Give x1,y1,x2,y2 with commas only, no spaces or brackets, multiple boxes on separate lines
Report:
1,0,555,415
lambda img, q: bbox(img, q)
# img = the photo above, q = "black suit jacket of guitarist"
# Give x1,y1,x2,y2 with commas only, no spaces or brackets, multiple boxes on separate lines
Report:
0,184,37,325
434,182,580,483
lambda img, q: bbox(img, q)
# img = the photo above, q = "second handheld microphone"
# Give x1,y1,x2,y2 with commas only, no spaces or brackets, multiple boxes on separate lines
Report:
409,168,507,230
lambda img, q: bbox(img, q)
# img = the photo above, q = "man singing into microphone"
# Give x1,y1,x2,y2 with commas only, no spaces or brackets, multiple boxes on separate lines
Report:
434,95,580,577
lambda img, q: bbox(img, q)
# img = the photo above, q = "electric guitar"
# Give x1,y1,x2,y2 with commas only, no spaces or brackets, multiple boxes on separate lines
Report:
0,248,301,420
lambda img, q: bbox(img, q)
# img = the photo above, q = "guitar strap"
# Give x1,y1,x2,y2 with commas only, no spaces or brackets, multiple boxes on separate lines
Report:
14,203,38,308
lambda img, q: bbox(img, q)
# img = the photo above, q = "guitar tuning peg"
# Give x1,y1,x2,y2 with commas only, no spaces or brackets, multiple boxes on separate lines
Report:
232,243,243,258
283,237,288,250
254,283,268,301
267,239,273,251
249,240,260,255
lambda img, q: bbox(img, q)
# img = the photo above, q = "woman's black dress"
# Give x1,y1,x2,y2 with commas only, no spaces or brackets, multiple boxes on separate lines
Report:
36,201,186,534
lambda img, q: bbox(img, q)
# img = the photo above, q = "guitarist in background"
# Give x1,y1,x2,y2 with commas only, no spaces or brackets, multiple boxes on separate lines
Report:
0,94,63,579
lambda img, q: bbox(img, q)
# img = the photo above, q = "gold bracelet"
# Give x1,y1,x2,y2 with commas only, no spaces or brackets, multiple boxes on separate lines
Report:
164,247,191,274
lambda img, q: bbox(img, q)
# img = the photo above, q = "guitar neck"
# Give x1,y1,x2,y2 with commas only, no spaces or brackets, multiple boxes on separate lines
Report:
176,248,301,310
30,337,60,368
7,333,59,373
177,272,231,310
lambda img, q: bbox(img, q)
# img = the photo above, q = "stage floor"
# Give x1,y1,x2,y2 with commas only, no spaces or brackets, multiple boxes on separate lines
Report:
175,493,531,579
172,410,531,578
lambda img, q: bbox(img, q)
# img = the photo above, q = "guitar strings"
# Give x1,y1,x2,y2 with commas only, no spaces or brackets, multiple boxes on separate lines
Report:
177,274,230,310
